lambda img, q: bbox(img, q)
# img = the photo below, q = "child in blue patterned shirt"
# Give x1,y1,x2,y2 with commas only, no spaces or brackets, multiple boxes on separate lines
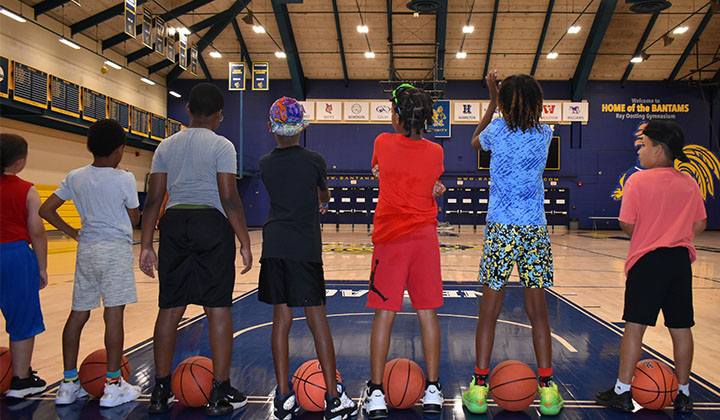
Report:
462,71,564,416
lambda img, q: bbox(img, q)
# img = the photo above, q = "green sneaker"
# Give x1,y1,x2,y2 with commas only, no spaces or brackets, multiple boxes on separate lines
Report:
539,382,564,416
462,377,488,414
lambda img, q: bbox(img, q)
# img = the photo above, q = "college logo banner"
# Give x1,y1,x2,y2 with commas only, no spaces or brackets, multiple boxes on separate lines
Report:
343,101,369,121
540,102,562,122
319,101,342,120
429,100,450,138
563,102,588,122
300,101,315,120
453,102,480,122
370,101,392,121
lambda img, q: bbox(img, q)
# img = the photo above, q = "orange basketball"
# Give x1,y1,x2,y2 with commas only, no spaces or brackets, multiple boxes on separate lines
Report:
489,360,537,411
78,349,130,397
382,358,425,410
632,359,678,410
172,356,214,407
292,359,342,412
0,347,12,394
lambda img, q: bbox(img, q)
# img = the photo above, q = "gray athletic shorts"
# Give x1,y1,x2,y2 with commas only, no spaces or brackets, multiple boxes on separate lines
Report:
72,240,138,311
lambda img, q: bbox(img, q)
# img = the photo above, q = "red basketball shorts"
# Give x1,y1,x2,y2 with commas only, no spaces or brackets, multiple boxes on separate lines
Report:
367,223,443,311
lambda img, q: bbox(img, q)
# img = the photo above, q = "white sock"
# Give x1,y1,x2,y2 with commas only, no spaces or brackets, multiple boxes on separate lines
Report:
615,379,631,394
678,383,690,396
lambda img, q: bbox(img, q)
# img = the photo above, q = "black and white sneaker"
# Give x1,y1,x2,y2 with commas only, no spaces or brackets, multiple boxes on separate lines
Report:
361,381,388,420
421,382,443,414
594,388,633,412
5,369,46,398
674,392,693,414
148,381,174,414
324,383,358,420
273,387,300,420
206,379,247,416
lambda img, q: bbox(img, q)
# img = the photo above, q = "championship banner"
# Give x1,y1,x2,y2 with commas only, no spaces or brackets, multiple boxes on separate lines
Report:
124,0,136,37
252,62,268,90
179,33,187,70
429,100,450,137
153,17,165,56
166,36,176,63
0,56,9,99
142,8,152,48
228,62,245,91
190,43,198,76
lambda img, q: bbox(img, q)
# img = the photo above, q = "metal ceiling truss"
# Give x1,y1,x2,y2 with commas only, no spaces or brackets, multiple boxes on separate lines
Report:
198,53,212,80
33,0,72,19
531,0,555,76
571,0,617,101
435,0,447,84
230,18,253,68
331,0,349,87
621,11,659,87
482,0,500,84
271,0,306,99
667,5,715,83
167,0,251,85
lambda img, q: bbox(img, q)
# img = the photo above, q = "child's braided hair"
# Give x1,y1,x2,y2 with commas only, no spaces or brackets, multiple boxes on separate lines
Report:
391,85,434,135
497,74,544,132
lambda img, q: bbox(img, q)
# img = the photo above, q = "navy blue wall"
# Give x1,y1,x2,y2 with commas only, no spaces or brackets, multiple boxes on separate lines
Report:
168,80,720,229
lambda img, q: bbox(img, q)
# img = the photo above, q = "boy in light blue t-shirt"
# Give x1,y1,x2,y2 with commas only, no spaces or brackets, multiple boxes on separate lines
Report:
40,119,141,408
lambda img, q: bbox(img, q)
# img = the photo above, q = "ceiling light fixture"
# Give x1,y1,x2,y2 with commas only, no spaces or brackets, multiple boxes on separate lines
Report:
630,56,643,63
365,51,375,58
59,38,80,49
177,27,191,35
0,8,26,23
209,51,222,58
104,60,122,70
672,26,689,34
546,52,558,59
662,34,675,46
275,51,286,58
252,25,265,33
242,10,254,25
140,77,156,85
568,25,581,34
462,25,474,34
169,91,182,98
167,27,176,37
413,11,419,18
357,25,369,33
456,51,467,59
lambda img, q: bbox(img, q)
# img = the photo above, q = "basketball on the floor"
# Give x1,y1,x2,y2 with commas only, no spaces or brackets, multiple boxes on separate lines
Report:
78,349,130,397
489,360,537,411
0,347,12,394
632,359,678,410
382,358,425,409
292,359,342,412
171,356,215,407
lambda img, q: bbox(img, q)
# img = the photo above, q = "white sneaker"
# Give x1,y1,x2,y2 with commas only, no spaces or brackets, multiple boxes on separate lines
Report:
421,383,444,414
361,382,387,420
55,380,89,405
336,383,358,419
99,378,141,408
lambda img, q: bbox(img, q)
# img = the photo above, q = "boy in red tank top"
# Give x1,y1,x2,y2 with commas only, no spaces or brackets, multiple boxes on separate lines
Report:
0,133,48,398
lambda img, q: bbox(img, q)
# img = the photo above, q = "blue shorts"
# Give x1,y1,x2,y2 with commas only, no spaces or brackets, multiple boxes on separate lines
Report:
0,241,45,341
478,222,554,291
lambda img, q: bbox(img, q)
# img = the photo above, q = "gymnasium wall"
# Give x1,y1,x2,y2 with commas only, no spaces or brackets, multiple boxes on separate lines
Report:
167,79,720,230
0,118,153,193
0,3,167,116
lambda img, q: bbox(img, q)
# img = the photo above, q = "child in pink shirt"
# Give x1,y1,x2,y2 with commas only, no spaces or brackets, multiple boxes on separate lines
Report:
595,121,706,414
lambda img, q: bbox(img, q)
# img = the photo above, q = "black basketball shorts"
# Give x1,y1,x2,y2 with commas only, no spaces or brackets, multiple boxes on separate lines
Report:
623,247,694,328
258,258,326,307
158,208,236,308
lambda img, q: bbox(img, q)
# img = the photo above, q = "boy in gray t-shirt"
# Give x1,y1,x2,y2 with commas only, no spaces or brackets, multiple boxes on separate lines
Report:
40,119,141,408
139,82,253,416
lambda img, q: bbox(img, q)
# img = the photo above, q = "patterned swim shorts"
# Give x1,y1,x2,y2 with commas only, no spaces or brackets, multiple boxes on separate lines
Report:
478,222,553,290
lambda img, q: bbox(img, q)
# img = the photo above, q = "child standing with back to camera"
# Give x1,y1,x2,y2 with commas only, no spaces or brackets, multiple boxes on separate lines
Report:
462,71,564,416
362,84,446,419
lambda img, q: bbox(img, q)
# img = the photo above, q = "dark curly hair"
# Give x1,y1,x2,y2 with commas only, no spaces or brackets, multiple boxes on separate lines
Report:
498,74,544,132
1,133,28,175
392,87,434,135
87,119,127,157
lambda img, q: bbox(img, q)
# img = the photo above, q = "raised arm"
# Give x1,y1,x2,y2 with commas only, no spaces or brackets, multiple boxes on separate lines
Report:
471,70,499,150
26,187,48,289
39,193,79,240
218,172,252,274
